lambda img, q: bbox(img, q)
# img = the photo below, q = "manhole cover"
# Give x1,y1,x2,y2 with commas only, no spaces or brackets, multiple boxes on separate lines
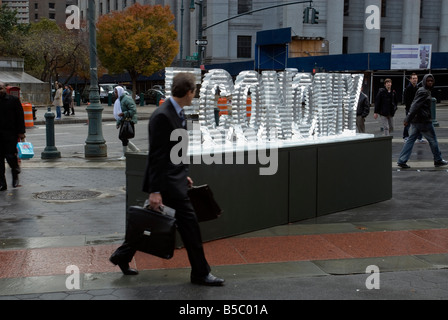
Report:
35,190,102,201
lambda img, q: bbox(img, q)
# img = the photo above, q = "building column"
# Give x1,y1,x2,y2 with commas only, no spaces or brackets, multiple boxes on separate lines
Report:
207,1,229,63
401,0,421,44
283,1,303,37
440,0,448,51
363,0,381,53
326,0,344,55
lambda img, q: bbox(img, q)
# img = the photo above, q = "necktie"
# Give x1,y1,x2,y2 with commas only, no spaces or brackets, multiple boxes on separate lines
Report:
179,109,186,128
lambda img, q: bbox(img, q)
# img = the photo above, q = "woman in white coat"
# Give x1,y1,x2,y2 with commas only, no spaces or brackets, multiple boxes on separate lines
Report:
113,86,140,160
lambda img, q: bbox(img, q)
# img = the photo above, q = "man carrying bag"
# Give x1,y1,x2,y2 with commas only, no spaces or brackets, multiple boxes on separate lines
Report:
110,73,224,286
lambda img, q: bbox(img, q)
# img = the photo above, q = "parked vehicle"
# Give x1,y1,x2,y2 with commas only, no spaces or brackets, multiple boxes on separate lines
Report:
144,88,166,105
81,84,140,104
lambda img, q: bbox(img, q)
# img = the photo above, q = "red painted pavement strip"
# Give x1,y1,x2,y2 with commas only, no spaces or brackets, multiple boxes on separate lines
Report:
1,229,448,279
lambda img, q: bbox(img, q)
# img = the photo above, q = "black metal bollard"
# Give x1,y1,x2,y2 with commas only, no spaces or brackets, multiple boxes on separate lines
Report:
431,97,440,128
41,107,61,159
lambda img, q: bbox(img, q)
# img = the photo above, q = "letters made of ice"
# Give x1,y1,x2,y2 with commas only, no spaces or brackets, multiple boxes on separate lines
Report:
165,67,202,115
166,68,364,147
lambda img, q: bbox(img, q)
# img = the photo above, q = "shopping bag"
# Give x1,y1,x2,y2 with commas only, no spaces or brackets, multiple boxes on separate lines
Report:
17,142,34,159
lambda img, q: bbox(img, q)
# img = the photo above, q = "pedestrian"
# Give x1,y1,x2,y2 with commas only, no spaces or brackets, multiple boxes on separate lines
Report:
374,79,398,136
403,73,424,143
0,82,26,191
62,85,72,116
397,74,447,169
113,86,140,160
110,73,225,286
356,88,370,133
53,83,63,120
69,85,75,115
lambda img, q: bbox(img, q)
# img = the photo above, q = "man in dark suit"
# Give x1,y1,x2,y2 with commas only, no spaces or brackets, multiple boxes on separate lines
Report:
110,73,224,286
0,82,26,191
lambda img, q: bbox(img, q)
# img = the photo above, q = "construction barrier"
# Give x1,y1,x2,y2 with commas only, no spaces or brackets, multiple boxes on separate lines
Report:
217,97,228,116
22,102,34,128
246,96,252,120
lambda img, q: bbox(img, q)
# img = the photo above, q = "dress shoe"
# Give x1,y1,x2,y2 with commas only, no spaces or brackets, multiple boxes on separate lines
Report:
12,175,19,188
109,255,138,275
191,273,225,286
1,177,7,191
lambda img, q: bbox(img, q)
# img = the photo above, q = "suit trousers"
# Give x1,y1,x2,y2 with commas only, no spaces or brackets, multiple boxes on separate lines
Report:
112,196,211,277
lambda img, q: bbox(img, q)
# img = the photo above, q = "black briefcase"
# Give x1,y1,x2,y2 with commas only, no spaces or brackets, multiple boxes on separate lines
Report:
188,184,223,222
125,205,176,259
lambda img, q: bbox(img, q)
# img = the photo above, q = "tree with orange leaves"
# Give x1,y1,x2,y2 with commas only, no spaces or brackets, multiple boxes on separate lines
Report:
97,4,178,99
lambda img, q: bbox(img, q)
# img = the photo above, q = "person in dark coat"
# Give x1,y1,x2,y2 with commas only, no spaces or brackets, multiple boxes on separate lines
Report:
110,73,224,286
397,74,447,169
374,78,398,136
0,82,26,191
62,85,72,116
403,73,423,142
356,89,370,133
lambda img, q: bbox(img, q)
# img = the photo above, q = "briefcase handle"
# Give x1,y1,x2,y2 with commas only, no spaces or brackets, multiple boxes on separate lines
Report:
143,200,175,218
144,199,161,212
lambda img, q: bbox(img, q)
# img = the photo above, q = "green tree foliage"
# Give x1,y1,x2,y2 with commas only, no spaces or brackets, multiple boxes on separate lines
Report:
0,4,30,56
0,8,94,84
0,3,18,38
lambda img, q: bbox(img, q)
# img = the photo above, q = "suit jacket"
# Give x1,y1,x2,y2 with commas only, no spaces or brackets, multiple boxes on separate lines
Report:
0,94,25,154
142,99,189,200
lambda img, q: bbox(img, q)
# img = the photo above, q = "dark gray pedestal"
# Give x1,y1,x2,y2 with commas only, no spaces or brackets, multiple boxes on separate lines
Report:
126,136,392,242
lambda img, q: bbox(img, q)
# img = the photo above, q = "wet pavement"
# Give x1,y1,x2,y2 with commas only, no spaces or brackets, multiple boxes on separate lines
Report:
1,102,448,306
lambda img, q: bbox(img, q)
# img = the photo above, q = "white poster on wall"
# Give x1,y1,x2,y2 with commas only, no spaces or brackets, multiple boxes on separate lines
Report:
391,44,432,70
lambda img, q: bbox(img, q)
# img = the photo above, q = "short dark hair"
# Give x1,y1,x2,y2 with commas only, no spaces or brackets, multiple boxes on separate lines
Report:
171,73,196,98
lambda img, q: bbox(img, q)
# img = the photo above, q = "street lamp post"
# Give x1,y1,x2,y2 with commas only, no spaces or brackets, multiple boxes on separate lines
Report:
85,0,107,158
180,0,185,67
189,0,203,68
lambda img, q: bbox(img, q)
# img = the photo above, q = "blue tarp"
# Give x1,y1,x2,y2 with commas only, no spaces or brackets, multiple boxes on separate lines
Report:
256,28,292,46
255,28,291,70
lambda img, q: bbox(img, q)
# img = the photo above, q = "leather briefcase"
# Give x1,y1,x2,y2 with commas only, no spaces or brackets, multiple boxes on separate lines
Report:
188,184,223,222
125,205,176,259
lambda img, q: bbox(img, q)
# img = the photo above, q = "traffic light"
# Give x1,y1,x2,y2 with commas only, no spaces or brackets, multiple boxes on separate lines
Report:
311,8,319,24
303,7,310,24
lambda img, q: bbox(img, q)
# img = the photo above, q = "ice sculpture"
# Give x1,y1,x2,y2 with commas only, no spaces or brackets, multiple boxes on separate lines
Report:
165,67,202,115
165,67,366,148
